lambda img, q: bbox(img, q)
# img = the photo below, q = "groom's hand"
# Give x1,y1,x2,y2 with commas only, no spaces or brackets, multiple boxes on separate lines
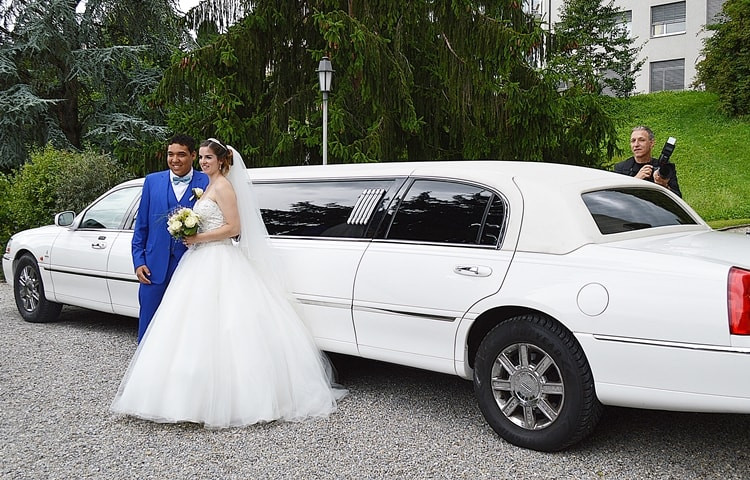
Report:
135,265,152,285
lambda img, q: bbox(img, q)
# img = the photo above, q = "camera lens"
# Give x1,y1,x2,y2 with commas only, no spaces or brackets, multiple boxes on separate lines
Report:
658,162,675,179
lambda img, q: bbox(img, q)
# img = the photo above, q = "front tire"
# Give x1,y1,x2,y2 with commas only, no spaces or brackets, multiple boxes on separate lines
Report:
473,314,602,452
13,254,62,323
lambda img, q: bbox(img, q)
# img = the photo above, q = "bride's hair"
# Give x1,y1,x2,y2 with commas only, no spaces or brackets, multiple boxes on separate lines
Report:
201,138,234,175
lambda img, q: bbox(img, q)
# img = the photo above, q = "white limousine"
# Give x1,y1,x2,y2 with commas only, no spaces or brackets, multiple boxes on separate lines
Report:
4,161,750,451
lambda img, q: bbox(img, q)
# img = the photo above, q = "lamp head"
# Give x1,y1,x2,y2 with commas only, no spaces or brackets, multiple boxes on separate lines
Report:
317,56,334,93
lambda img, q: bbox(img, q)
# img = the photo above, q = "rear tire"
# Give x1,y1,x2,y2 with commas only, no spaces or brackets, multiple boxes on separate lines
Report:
13,254,62,323
473,314,602,452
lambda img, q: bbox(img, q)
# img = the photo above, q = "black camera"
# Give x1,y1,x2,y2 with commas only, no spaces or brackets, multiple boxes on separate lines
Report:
655,137,676,180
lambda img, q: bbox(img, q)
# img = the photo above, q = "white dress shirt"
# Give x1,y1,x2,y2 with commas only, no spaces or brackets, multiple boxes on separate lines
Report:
171,168,194,201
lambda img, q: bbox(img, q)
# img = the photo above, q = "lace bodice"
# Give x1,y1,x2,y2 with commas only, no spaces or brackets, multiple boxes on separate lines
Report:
194,197,225,233
192,198,232,247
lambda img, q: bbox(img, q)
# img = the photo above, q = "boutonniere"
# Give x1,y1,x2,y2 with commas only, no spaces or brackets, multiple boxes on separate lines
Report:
189,187,204,201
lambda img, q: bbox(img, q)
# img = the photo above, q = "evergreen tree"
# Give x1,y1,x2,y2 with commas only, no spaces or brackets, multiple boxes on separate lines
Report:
549,0,643,97
694,0,750,116
158,0,617,168
0,0,186,171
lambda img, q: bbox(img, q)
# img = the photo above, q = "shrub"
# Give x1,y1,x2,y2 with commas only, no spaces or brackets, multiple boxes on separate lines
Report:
6,145,133,234
0,172,13,250
54,149,134,214
694,0,750,116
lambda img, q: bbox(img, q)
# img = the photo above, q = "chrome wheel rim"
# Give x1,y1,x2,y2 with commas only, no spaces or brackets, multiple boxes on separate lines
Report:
490,343,564,430
17,265,41,313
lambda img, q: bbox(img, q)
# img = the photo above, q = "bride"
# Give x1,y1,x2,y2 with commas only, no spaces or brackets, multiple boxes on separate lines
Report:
111,138,346,427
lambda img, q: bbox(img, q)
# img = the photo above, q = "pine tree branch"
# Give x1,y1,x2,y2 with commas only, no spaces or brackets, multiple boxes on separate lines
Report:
441,32,465,64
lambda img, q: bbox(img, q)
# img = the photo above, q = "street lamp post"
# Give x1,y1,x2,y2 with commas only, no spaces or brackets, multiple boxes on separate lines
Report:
317,56,333,165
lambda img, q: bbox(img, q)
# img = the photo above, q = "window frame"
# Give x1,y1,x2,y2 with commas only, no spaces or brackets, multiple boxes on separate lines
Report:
651,1,686,38
378,176,509,248
650,58,685,92
615,10,633,39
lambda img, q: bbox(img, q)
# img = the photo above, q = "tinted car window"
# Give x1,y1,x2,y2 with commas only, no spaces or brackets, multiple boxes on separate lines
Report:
582,188,697,234
79,186,141,229
386,179,503,245
255,180,396,237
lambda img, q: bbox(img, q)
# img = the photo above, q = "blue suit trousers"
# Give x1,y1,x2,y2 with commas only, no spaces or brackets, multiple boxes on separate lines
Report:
137,253,180,342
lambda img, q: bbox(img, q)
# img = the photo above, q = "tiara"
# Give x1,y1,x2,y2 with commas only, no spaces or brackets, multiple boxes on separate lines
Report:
207,137,227,151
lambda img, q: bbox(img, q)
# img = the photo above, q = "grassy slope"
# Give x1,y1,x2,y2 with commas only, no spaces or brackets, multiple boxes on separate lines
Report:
607,91,750,225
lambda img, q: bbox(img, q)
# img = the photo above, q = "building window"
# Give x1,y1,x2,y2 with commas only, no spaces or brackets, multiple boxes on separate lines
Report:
651,2,686,37
650,59,685,92
618,10,633,38
523,0,544,17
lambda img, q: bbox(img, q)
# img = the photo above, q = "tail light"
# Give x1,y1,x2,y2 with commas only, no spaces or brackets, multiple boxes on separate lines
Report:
728,267,750,335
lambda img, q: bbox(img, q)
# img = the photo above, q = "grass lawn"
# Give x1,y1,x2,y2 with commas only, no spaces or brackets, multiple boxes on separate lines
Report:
608,91,750,226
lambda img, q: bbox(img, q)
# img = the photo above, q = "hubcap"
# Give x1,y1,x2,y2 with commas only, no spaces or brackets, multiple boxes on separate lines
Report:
490,343,564,430
17,265,41,313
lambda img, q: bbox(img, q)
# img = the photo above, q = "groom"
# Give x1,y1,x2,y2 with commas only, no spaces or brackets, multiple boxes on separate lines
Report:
132,134,209,342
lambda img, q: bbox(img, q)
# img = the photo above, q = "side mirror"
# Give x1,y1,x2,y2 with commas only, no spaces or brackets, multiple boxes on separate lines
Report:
55,211,76,227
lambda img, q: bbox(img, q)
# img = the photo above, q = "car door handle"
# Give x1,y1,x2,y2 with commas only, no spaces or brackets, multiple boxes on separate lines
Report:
92,236,107,249
454,265,492,277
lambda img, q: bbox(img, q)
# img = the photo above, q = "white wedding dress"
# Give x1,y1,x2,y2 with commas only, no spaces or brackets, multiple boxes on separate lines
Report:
111,196,345,427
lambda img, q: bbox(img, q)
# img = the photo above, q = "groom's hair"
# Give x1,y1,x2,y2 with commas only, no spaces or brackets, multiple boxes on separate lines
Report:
169,134,197,153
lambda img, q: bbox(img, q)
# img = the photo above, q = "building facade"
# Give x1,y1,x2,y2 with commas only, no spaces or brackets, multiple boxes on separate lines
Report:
527,1,727,94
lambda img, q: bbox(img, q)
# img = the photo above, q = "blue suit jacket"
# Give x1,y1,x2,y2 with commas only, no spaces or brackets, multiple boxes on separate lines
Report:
132,170,209,284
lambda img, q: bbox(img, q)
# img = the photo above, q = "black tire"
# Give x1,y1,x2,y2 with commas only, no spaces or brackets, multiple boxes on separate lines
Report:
13,254,63,323
473,314,603,452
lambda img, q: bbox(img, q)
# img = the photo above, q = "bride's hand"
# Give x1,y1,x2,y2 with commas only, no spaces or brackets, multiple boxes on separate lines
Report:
183,234,199,247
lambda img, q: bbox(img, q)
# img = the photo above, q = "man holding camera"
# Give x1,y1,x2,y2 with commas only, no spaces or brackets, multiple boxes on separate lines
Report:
614,126,682,197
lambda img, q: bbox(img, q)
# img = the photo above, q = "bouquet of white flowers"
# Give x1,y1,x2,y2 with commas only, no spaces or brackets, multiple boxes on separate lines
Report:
167,207,200,239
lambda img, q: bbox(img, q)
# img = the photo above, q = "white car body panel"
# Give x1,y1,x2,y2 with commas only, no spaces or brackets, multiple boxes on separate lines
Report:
47,228,116,312
353,241,514,375
580,334,750,412
4,226,61,302
107,232,140,317
270,237,364,356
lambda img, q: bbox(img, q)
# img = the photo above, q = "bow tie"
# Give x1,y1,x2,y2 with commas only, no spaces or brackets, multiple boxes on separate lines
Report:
172,175,192,185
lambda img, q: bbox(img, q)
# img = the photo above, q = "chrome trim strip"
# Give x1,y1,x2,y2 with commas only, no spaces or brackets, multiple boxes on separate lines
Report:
353,305,457,322
271,236,499,248
347,188,386,225
42,265,139,283
593,334,750,355
296,298,458,322
370,239,501,250
270,236,372,243
296,298,352,310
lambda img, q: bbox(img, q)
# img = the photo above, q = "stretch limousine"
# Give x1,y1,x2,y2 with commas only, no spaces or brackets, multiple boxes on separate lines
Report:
4,161,750,451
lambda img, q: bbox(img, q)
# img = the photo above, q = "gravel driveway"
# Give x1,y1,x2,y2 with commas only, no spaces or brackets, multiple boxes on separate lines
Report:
1,281,749,479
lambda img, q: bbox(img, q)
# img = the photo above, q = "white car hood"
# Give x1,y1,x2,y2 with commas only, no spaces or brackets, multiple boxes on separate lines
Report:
605,230,750,269
12,224,62,239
